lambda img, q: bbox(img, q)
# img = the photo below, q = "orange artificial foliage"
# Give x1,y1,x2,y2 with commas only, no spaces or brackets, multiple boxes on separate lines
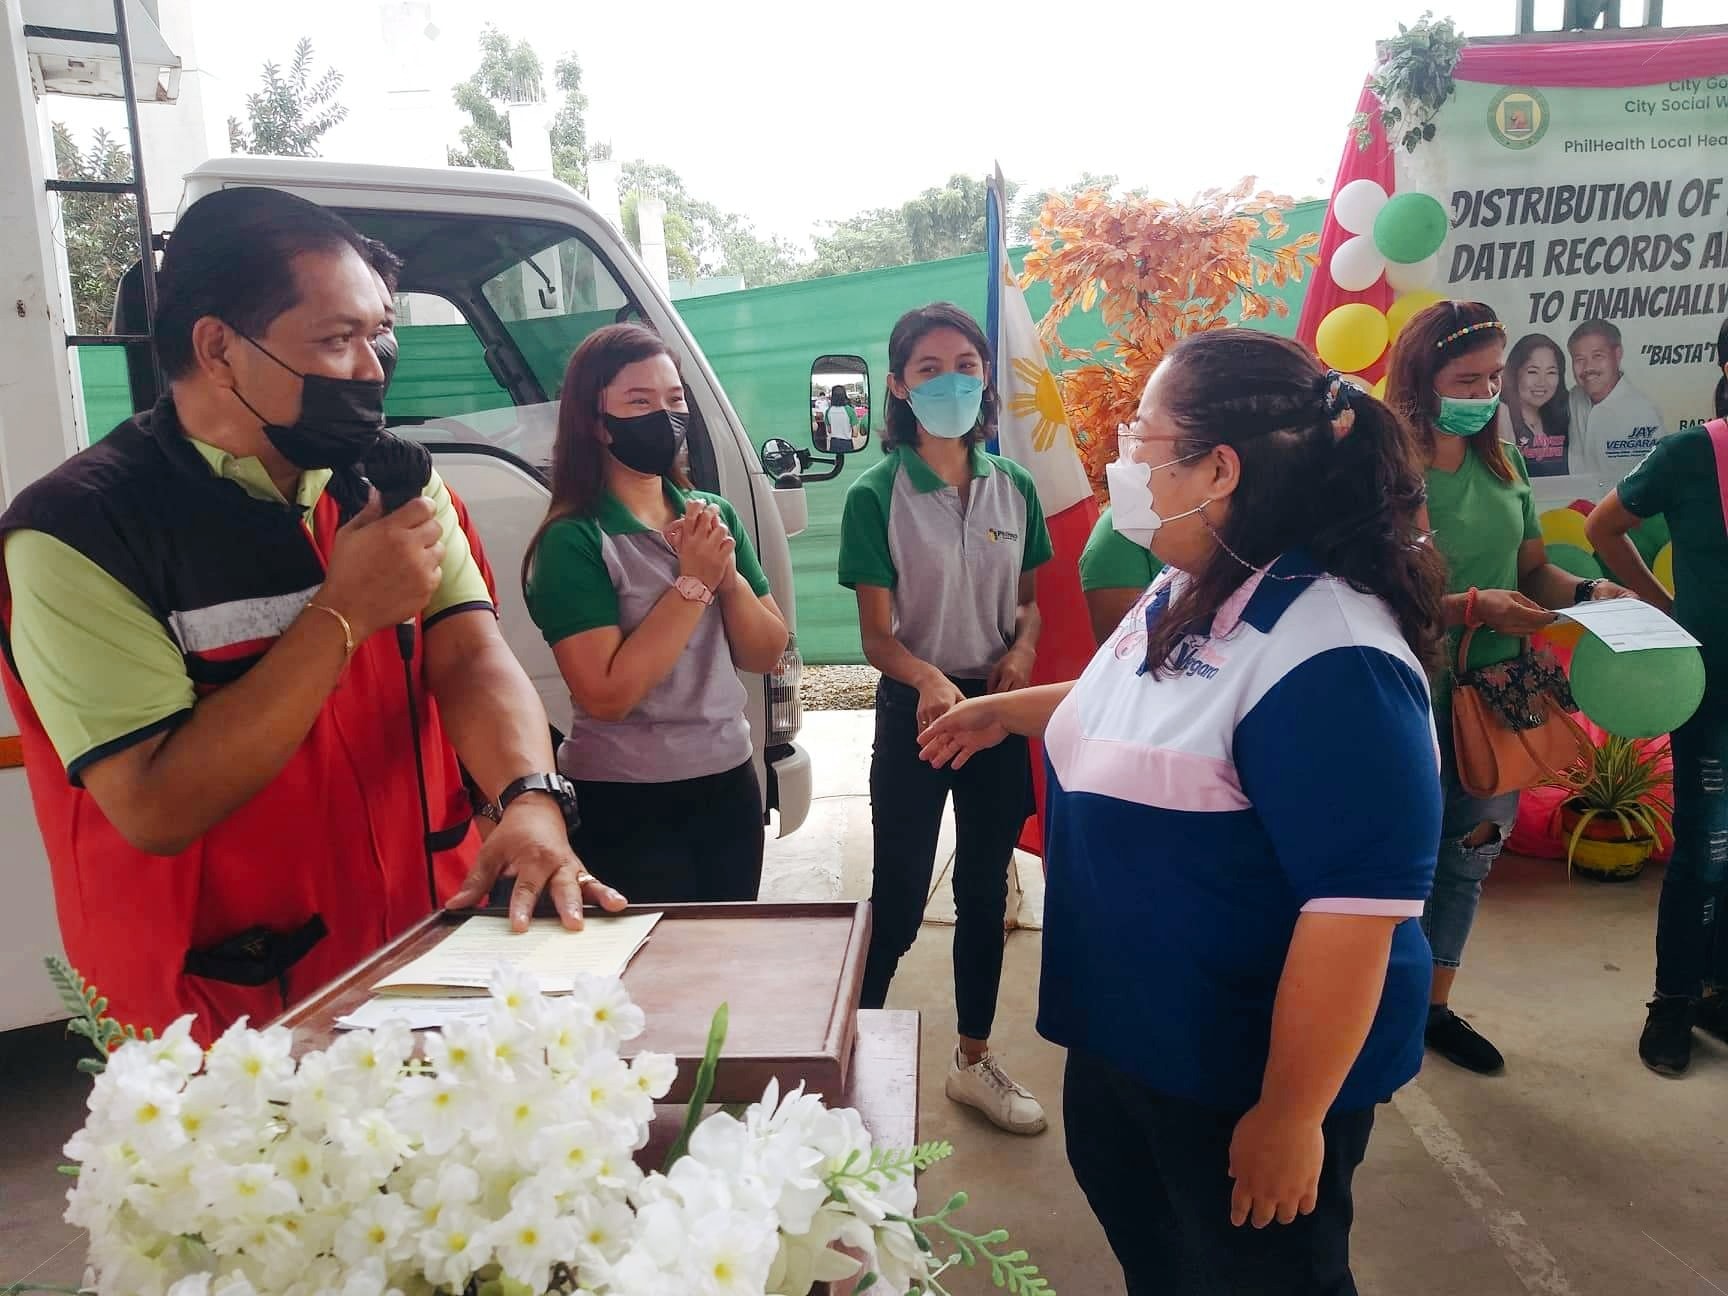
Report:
1021,178,1319,494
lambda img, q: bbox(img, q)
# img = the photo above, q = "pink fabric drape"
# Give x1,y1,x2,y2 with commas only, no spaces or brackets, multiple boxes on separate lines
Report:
1294,82,1396,369
1455,30,1728,88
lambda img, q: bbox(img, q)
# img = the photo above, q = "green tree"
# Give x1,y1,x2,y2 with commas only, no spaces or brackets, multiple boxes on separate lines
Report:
226,38,347,157
618,160,801,287
801,173,1017,280
52,123,137,335
900,173,999,262
447,28,590,192
803,207,914,279
446,26,537,171
549,53,589,193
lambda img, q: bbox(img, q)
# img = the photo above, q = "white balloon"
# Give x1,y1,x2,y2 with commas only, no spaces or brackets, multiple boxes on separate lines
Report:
1330,235,1386,293
1333,179,1389,235
1385,252,1441,293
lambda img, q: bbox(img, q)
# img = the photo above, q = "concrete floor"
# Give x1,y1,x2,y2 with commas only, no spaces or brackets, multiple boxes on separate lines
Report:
4,711,1726,1293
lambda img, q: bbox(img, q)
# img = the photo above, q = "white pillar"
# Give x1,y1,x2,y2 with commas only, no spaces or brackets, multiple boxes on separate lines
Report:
506,100,553,179
636,194,670,291
136,0,206,232
0,4,82,506
378,0,452,170
588,153,620,228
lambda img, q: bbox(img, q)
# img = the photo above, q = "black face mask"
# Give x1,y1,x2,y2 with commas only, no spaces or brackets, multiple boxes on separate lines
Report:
230,334,386,470
372,330,399,392
603,409,687,477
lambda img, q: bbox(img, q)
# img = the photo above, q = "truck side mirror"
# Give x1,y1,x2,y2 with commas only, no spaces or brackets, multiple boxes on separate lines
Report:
810,355,869,455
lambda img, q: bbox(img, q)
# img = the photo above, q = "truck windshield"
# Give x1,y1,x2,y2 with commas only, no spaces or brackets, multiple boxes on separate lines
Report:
333,209,644,473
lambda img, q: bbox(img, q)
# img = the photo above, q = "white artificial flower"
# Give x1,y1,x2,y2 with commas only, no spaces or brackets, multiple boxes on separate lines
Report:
94,1064,189,1162
487,963,547,1029
333,1191,417,1267
191,1159,301,1225
420,1019,494,1086
486,1075,570,1161
489,1189,578,1292
283,1049,361,1136
204,1218,307,1293
567,1195,639,1276
330,1110,415,1189
166,1273,212,1296
678,1208,780,1296
269,1133,333,1209
202,1018,296,1111
627,1051,679,1102
408,1159,482,1234
137,1014,206,1080
325,1021,415,1106
387,1073,478,1158
569,973,646,1045
210,1273,260,1296
766,1225,863,1296
332,1257,393,1296
416,1204,492,1292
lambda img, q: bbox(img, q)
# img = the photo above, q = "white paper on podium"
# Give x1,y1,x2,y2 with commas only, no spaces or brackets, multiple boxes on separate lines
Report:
372,912,662,997
1555,600,1700,653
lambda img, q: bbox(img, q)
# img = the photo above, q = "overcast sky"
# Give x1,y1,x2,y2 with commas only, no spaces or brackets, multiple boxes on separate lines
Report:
52,0,1724,248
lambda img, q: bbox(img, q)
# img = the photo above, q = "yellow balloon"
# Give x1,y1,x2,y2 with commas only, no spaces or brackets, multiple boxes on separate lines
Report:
1539,508,1591,553
1653,544,1674,595
1315,303,1390,374
1386,290,1446,339
1372,377,1387,400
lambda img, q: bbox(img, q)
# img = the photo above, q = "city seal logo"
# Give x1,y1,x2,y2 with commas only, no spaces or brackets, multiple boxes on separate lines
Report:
1488,87,1551,151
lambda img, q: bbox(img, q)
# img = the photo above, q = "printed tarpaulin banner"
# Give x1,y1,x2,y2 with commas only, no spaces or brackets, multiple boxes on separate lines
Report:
1409,64,1728,509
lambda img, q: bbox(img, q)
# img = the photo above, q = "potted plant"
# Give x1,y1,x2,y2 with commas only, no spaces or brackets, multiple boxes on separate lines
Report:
1545,735,1673,881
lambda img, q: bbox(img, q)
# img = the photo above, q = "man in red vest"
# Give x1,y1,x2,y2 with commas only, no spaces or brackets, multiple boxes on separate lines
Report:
0,187,625,1040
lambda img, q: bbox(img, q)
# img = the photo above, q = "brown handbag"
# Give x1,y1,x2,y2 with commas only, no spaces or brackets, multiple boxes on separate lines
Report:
1450,628,1592,799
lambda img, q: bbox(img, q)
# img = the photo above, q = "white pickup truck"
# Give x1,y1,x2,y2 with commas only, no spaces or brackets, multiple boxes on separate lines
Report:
0,156,815,1031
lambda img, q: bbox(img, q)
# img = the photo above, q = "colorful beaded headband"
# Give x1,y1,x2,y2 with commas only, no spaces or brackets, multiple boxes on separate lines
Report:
1436,320,1506,350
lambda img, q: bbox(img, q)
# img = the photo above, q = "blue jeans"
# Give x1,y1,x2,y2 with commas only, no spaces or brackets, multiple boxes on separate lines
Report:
1422,736,1519,970
1655,699,1728,1000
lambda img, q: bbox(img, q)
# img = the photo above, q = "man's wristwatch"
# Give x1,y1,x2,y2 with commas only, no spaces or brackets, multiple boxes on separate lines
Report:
480,773,580,828
1574,578,1601,604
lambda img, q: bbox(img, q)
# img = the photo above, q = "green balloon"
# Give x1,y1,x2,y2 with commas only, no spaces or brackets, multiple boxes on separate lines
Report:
1631,511,1671,567
1373,192,1449,264
1569,633,1706,738
1547,543,1600,579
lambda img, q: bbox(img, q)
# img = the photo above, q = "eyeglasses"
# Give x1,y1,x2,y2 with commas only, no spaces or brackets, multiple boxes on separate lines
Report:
1116,424,1188,454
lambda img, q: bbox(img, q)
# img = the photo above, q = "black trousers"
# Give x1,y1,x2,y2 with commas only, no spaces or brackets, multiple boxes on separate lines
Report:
569,759,764,903
861,676,1031,1040
1064,1050,1375,1296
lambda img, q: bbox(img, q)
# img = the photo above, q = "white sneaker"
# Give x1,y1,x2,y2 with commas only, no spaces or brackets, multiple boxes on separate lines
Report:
944,1048,1047,1135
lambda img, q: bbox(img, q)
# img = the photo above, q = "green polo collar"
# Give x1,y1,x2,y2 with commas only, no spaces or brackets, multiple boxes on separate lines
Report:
897,444,995,493
595,480,693,535
186,437,333,512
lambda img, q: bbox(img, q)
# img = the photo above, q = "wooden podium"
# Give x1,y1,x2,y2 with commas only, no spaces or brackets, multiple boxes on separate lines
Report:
275,901,919,1296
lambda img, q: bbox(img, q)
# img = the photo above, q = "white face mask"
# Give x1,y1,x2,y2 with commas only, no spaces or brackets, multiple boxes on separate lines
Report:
1106,445,1209,549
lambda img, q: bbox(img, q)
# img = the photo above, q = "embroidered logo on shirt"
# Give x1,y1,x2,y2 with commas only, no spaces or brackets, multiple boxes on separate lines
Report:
1171,637,1226,680
987,528,1019,543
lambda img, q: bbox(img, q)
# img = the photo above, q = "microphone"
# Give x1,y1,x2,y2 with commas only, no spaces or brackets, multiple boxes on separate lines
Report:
362,434,435,661
364,432,432,514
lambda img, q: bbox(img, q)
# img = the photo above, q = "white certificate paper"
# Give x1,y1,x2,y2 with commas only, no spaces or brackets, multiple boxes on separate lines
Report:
1555,600,1700,653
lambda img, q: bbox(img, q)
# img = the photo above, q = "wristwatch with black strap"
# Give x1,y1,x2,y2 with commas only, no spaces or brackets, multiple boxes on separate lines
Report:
1573,578,1601,604
478,772,580,829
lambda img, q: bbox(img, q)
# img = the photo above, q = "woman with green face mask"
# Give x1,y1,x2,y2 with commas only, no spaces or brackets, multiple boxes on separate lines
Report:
1386,300,1630,1077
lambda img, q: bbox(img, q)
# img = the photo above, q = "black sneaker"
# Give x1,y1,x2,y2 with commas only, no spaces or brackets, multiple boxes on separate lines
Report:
1691,994,1727,1046
1425,1007,1505,1074
1638,996,1696,1077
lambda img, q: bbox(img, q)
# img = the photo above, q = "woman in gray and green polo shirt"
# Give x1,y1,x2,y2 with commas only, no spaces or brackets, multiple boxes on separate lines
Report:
1080,506,1163,645
525,324,789,903
838,303,1053,1136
